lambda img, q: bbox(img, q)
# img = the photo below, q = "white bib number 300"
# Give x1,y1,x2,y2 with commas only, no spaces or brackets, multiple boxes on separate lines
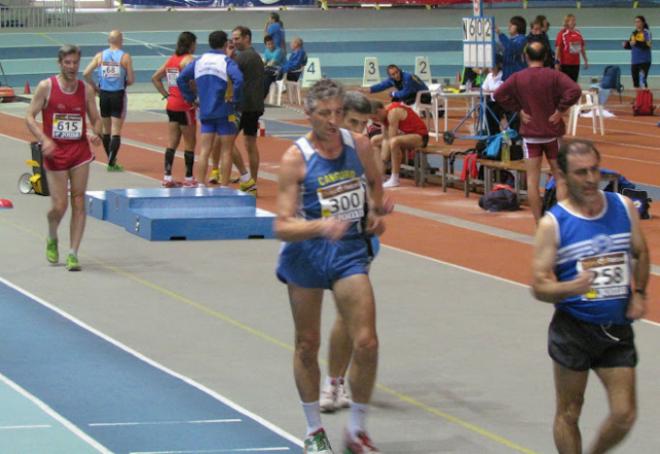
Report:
52,113,83,140
317,178,365,221
577,252,630,300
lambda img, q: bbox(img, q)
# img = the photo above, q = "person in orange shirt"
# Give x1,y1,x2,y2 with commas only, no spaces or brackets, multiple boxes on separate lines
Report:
151,31,198,187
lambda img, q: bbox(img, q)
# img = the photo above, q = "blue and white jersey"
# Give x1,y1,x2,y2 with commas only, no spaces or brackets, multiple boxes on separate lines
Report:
547,191,633,325
177,50,243,121
295,129,367,239
98,49,126,91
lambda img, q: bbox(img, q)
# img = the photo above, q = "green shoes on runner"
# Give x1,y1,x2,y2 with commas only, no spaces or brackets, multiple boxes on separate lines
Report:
239,178,257,196
66,253,81,272
304,428,334,454
107,163,124,172
46,238,58,264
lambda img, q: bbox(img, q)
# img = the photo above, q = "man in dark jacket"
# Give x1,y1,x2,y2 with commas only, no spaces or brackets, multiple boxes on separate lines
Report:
494,41,581,223
366,64,428,105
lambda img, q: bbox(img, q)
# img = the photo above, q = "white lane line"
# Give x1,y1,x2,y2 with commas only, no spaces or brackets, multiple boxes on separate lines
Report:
130,448,291,454
89,418,241,427
0,277,302,448
0,372,111,453
0,424,52,430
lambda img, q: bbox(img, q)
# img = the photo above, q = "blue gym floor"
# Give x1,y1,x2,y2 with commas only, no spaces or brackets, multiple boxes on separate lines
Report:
0,278,300,453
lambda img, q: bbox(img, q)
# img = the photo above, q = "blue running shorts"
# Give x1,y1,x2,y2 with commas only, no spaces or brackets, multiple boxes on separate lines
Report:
276,237,371,290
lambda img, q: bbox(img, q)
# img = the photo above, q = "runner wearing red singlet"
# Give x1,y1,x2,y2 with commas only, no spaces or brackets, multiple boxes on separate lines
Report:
555,14,588,82
151,32,198,187
370,101,429,188
26,44,103,272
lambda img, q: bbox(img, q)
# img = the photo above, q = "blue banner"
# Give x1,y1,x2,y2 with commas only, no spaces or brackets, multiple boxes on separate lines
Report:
123,0,315,6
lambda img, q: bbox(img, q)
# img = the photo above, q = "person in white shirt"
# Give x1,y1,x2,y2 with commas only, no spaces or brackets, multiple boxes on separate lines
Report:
481,60,506,135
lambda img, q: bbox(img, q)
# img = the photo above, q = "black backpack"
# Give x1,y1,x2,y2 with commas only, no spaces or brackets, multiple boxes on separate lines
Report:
622,188,652,220
479,184,520,212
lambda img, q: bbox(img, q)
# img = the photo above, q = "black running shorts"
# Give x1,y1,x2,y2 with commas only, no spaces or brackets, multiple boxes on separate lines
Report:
238,111,263,137
548,309,637,371
99,90,126,119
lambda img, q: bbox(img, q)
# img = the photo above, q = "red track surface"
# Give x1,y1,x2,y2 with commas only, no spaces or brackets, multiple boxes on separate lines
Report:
2,105,658,322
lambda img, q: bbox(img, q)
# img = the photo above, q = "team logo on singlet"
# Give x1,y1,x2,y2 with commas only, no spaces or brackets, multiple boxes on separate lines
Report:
590,234,613,255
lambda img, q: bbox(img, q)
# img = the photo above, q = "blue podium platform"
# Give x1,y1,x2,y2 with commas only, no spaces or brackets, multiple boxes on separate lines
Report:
85,188,275,241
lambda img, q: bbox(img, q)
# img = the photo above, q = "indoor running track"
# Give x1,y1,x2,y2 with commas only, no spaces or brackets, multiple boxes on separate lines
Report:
0,278,301,454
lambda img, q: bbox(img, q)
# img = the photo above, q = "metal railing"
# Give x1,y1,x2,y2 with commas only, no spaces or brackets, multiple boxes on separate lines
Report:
0,1,76,29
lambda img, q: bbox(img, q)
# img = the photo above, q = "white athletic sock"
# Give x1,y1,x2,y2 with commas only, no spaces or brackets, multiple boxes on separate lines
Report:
163,175,173,181
69,249,77,257
239,172,250,183
325,376,338,387
347,402,368,439
301,401,323,436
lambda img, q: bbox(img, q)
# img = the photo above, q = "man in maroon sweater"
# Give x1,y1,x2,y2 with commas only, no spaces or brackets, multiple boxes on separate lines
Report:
494,41,582,222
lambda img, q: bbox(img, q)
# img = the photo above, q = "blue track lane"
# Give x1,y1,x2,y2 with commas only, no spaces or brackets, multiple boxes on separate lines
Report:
0,279,301,454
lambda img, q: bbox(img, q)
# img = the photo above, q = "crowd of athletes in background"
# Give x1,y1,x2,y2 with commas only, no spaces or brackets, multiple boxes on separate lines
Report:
22,8,654,453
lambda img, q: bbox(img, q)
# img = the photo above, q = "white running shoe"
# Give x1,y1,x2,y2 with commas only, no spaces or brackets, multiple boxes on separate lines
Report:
320,381,338,413
383,177,400,188
336,380,351,409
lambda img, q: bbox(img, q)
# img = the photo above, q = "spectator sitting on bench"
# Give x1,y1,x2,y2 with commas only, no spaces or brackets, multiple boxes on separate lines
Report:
277,37,307,82
365,64,429,106
370,100,429,188
481,59,507,135
262,34,286,99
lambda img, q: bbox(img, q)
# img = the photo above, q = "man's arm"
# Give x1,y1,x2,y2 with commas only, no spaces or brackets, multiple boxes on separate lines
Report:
227,59,244,107
369,78,394,94
554,33,563,68
493,77,521,112
391,72,422,101
84,82,103,146
176,59,197,104
624,197,650,320
82,52,101,93
556,72,582,112
25,79,54,154
354,133,387,236
531,216,594,302
151,62,169,99
386,108,401,142
274,146,348,242
122,53,135,86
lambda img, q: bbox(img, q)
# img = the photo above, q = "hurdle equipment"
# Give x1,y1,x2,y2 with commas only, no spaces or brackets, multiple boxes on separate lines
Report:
86,187,275,241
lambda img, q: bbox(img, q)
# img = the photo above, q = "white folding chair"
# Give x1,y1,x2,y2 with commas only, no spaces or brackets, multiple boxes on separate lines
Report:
267,80,284,106
412,86,443,139
283,70,304,105
568,90,605,136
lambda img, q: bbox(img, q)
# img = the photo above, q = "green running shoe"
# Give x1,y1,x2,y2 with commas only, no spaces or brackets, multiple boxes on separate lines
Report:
239,178,257,196
304,428,334,454
107,163,124,172
46,238,58,264
66,253,81,272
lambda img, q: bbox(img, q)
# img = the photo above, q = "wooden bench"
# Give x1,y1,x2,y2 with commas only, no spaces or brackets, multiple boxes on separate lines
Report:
477,159,533,200
478,159,621,200
413,145,472,197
